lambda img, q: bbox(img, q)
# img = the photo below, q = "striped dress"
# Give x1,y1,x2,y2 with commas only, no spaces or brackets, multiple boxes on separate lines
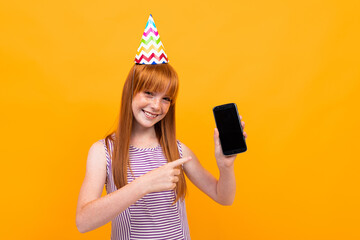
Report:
100,138,191,240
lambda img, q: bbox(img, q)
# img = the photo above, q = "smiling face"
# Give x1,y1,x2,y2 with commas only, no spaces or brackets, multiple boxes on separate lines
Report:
129,64,179,131
132,90,172,129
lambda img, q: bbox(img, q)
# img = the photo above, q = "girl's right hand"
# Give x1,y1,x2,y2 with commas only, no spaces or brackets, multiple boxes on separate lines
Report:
138,157,192,194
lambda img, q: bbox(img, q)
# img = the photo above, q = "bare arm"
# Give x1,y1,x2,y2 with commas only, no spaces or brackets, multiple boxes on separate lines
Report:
76,141,191,233
75,141,148,233
182,119,247,205
182,140,236,206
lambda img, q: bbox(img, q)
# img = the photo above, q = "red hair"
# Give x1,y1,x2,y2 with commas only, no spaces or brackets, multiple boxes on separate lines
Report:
105,64,186,202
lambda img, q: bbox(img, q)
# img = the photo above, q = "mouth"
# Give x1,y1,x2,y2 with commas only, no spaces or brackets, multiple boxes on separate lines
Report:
142,110,159,119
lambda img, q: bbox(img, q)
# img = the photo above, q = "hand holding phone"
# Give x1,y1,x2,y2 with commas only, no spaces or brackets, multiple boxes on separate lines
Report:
213,103,247,155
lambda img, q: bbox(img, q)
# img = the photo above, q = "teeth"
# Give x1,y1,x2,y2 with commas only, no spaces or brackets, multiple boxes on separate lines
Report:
144,110,157,118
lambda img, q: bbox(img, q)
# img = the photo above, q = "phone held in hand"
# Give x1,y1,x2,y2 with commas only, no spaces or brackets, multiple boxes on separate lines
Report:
213,103,247,155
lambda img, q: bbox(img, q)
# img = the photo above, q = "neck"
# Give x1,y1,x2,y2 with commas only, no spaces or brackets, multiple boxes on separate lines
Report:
130,122,159,148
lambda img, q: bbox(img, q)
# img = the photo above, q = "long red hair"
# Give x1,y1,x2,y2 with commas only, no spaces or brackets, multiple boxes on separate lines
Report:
105,64,186,202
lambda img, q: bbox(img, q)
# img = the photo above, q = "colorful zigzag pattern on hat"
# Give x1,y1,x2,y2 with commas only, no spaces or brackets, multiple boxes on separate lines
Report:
134,14,169,64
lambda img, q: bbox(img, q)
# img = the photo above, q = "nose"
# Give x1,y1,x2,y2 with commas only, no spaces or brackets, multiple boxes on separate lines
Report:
150,97,161,111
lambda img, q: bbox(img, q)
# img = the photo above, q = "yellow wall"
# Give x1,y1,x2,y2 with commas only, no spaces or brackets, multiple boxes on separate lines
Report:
1,0,359,239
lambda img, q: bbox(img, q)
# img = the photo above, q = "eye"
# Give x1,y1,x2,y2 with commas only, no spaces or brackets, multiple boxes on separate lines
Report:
144,91,153,96
163,97,171,102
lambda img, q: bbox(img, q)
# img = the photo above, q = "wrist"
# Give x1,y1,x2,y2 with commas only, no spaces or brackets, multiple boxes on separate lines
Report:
218,163,235,174
132,176,149,197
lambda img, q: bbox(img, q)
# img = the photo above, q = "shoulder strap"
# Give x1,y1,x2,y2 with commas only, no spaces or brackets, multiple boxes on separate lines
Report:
176,140,183,158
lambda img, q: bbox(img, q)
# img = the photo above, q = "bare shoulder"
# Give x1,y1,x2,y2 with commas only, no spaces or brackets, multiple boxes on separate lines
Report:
77,140,108,212
85,140,107,174
179,141,194,157
179,141,199,167
178,142,210,184
88,140,106,158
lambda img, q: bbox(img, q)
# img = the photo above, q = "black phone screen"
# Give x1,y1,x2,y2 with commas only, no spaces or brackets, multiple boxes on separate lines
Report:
213,103,247,155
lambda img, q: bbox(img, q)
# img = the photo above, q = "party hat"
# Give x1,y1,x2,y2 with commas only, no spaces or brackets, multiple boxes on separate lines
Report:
134,14,169,64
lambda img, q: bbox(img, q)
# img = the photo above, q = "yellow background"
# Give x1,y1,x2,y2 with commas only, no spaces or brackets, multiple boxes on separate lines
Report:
1,0,359,239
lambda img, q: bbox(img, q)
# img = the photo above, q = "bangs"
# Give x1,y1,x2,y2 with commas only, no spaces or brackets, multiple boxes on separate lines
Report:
133,64,179,103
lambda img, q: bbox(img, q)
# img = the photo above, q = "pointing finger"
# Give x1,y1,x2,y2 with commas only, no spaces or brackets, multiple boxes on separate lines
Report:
169,156,192,168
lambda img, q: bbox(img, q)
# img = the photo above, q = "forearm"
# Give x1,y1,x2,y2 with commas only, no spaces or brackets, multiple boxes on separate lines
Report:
76,178,146,233
216,165,236,205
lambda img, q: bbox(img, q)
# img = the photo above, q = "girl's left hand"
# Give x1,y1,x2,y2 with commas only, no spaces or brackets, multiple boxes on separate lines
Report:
214,116,247,169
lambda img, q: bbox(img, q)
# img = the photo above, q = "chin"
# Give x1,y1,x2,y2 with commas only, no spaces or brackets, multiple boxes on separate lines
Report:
137,118,160,128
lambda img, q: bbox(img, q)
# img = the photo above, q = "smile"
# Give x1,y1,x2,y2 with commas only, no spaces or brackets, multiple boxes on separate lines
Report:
142,110,159,119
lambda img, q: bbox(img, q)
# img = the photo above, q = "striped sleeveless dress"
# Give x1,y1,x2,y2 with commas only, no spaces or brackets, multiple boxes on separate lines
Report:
100,138,191,240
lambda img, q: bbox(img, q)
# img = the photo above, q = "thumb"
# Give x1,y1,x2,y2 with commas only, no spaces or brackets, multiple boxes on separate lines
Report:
214,128,221,147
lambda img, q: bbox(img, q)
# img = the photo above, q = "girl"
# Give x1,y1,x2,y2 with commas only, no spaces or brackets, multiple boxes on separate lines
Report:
76,15,247,240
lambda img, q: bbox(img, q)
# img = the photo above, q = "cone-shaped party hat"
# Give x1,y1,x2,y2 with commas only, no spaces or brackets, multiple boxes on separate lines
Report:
134,14,169,64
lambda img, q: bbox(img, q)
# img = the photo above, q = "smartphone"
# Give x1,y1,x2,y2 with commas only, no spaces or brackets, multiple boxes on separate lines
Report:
213,103,247,155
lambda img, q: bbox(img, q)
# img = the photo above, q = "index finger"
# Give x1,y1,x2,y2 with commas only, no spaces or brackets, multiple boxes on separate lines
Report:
169,157,192,168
